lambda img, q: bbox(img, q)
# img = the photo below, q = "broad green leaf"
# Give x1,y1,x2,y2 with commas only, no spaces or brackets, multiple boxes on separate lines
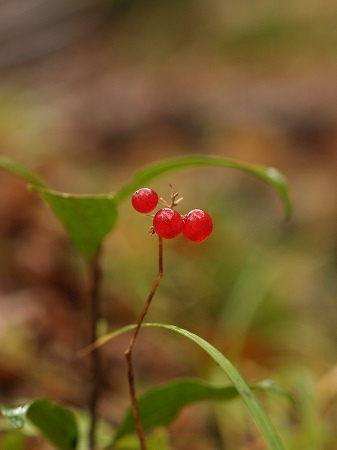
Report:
27,399,78,450
115,155,291,218
0,403,30,430
113,378,237,443
90,323,285,450
1,399,78,450
0,156,47,187
31,187,118,260
113,377,292,444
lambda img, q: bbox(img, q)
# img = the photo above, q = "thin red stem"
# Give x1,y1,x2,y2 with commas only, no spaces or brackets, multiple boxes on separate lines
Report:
124,236,163,450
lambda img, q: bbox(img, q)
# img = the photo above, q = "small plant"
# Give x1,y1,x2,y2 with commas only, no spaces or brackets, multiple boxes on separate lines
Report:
128,186,214,448
0,154,292,450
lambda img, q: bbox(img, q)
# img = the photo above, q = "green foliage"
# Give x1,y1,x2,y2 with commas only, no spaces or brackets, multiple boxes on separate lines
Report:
92,323,287,449
1,399,77,450
113,376,293,445
0,154,290,260
31,187,118,261
0,154,292,449
27,400,78,450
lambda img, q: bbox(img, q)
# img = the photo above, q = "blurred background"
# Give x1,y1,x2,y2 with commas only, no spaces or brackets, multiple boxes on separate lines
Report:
0,0,337,448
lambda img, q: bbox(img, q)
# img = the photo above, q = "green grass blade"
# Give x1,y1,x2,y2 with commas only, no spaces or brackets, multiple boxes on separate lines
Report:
0,156,47,188
115,154,291,218
152,323,286,450
30,187,118,260
90,323,285,449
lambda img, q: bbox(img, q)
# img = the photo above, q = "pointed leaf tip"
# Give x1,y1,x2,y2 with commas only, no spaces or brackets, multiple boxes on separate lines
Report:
0,156,47,188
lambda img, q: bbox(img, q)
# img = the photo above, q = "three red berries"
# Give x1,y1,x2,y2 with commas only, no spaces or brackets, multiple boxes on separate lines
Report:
131,187,213,243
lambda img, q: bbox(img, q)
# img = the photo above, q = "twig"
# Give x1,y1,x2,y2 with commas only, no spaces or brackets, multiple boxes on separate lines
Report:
88,248,103,450
124,236,164,450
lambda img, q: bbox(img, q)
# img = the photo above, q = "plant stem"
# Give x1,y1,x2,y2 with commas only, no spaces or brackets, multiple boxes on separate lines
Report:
124,236,163,450
88,248,103,450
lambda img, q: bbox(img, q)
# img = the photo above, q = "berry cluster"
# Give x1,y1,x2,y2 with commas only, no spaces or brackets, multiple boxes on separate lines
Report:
131,187,213,243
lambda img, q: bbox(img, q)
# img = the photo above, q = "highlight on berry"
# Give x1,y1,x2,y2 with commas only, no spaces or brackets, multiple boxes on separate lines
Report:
131,187,213,242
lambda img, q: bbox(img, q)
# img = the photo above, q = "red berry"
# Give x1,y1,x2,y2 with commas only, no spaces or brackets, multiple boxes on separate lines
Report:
132,188,159,213
182,209,213,242
153,208,184,239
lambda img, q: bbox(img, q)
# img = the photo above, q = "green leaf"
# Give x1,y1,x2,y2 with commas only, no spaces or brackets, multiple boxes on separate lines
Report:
115,154,291,218
92,323,286,450
113,378,237,443
149,324,286,450
27,399,78,450
0,156,47,188
31,187,118,260
0,157,118,259
114,377,291,444
1,399,78,450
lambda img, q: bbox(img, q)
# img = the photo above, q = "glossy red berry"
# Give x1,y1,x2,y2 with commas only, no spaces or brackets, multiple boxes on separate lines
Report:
132,188,159,213
153,208,184,239
182,209,213,242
